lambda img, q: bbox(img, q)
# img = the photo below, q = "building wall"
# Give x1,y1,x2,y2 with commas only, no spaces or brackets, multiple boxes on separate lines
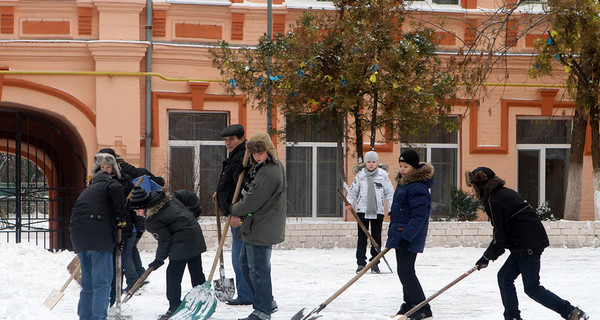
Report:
0,0,596,222
137,220,600,250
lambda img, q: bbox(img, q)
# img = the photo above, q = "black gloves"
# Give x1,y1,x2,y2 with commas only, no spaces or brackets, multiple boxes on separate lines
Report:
149,259,164,270
476,256,489,270
398,239,411,251
136,231,144,239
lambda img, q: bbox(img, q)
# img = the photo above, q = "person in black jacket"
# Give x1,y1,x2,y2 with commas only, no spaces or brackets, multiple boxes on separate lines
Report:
97,148,165,294
468,167,589,320
214,124,253,305
70,154,127,320
129,187,206,320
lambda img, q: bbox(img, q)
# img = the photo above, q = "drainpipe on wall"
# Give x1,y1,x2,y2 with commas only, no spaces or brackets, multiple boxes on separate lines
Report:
144,0,153,170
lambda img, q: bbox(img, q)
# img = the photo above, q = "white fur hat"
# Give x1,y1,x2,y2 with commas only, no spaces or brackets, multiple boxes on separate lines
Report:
91,152,122,180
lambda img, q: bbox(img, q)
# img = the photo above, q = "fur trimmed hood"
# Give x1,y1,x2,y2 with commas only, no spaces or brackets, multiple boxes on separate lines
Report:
145,191,172,218
91,152,122,180
474,176,505,204
395,162,434,186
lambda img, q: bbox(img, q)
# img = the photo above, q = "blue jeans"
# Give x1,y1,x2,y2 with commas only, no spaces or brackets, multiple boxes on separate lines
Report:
131,235,145,277
122,233,139,288
239,242,273,316
232,226,253,303
77,250,114,320
498,252,574,320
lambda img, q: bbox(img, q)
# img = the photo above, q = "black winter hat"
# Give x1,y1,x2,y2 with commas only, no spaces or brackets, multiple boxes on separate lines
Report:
129,186,150,209
465,166,496,192
399,150,420,169
220,124,245,138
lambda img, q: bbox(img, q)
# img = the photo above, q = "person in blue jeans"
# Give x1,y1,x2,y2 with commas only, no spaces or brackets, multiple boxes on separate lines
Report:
468,167,589,320
231,132,286,320
215,124,253,305
70,153,127,320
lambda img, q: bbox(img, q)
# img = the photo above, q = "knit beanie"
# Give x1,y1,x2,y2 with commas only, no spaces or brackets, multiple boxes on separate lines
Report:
399,150,420,169
129,186,150,209
364,151,379,163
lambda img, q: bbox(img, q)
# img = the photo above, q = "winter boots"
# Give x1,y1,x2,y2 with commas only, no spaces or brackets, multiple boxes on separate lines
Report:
569,307,589,320
356,265,365,273
371,265,381,274
158,307,176,320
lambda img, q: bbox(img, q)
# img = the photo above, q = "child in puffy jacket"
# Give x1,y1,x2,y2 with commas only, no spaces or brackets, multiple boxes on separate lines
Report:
346,151,394,274
386,149,434,320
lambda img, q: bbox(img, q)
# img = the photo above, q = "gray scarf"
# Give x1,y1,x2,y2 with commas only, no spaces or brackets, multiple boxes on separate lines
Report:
365,167,378,218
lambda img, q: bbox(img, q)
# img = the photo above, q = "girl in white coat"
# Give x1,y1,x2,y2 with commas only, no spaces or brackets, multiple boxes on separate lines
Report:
346,151,394,273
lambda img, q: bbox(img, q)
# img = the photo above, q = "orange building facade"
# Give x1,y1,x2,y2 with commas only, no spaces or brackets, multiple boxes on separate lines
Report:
0,0,595,248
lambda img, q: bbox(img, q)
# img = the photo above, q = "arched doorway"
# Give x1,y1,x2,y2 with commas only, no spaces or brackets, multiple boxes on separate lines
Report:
0,107,87,250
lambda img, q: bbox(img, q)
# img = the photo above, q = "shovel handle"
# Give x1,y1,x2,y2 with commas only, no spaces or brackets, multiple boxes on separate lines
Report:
60,263,80,292
401,266,479,319
122,265,155,304
208,148,250,282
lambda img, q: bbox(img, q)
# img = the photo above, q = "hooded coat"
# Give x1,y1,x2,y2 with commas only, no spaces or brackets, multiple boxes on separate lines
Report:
144,190,207,261
386,163,434,253
70,170,127,253
231,132,286,246
475,177,549,261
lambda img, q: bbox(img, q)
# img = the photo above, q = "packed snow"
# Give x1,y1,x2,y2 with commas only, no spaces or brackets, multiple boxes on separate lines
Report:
0,242,598,320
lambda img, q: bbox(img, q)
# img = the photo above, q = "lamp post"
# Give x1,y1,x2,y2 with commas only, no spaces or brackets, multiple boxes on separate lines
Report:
266,0,273,133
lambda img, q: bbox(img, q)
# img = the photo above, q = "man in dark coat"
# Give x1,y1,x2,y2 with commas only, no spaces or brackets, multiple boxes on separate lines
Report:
70,154,127,320
214,124,253,305
129,187,206,320
468,167,589,320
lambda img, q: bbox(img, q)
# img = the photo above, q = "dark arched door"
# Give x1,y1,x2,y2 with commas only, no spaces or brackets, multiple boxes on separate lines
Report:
0,109,87,250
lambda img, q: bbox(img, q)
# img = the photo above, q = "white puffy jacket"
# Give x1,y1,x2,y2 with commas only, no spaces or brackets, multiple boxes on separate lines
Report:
347,166,394,219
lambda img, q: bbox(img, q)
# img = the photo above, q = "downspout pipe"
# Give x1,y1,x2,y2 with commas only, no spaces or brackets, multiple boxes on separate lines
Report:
145,0,153,170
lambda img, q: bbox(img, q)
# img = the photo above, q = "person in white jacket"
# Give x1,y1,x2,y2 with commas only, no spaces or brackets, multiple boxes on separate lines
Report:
346,151,394,273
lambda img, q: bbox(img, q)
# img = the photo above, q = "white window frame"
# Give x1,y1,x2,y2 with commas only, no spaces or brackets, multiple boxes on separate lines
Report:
515,116,571,209
167,110,229,194
285,141,341,218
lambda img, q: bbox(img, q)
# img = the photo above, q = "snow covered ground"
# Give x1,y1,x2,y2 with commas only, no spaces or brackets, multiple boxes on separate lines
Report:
0,242,598,320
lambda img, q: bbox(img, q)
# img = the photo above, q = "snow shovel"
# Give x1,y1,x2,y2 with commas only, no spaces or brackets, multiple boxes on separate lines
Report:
391,266,479,320
170,148,250,320
292,247,392,320
43,262,81,310
121,265,155,304
212,198,235,302
337,189,393,274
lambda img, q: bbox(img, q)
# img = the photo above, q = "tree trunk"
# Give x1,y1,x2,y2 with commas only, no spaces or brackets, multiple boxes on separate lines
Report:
590,116,600,221
354,104,364,164
369,91,378,150
564,114,586,221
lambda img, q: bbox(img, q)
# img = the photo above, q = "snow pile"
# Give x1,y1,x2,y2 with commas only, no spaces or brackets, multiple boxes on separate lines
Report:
0,242,597,319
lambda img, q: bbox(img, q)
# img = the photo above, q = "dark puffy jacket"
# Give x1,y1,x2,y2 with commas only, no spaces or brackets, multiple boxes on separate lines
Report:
479,178,549,260
70,170,127,253
173,189,202,218
216,141,246,215
386,163,434,253
144,190,206,261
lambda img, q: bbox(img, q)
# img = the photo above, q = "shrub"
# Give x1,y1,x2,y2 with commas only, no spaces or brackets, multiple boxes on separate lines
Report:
449,186,479,221
536,201,556,221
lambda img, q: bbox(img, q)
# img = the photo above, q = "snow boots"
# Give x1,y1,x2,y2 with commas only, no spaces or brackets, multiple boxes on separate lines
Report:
356,265,365,273
158,307,176,320
371,265,381,274
569,307,589,320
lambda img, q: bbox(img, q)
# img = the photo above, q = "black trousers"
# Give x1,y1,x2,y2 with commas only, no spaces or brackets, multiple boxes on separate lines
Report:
395,247,430,314
355,213,383,266
166,254,206,311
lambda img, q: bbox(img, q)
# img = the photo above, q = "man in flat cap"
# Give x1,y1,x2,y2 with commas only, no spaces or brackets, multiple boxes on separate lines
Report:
214,124,253,305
